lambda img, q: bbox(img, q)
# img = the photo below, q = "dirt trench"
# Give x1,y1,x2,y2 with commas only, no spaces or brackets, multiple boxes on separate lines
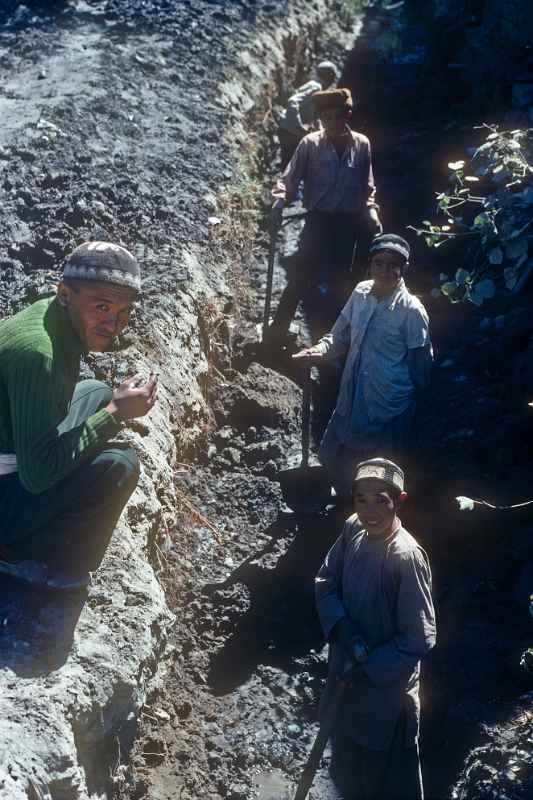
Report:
0,2,531,799
119,9,533,800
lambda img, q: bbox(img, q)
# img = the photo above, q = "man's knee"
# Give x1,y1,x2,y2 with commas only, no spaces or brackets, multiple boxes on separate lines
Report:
72,379,113,409
105,447,140,491
91,446,140,501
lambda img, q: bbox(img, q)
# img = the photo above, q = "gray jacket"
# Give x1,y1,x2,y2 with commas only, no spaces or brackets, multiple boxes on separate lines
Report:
315,515,436,750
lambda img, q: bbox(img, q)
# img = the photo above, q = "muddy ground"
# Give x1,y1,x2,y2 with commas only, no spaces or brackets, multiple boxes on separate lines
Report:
0,2,532,800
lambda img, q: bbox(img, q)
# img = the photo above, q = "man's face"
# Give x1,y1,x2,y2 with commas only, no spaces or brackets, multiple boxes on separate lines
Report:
319,106,350,137
317,70,335,90
353,478,398,536
369,249,404,297
57,280,138,352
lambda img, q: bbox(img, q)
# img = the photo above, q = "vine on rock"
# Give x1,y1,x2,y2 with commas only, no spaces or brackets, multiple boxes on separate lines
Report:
411,126,533,306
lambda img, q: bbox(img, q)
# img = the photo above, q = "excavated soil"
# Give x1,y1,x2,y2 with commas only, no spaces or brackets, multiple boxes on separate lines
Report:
0,2,532,800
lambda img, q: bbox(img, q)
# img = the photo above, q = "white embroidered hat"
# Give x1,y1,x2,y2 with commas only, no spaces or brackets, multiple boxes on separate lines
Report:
354,458,405,492
63,241,141,291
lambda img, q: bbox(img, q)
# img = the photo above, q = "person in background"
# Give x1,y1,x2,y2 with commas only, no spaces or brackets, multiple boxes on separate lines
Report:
293,234,431,504
268,88,382,347
277,60,338,169
315,457,436,800
0,241,157,590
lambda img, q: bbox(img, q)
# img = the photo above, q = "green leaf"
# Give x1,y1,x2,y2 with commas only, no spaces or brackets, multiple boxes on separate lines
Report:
455,268,470,285
504,267,518,290
474,212,490,228
470,278,495,305
505,237,528,259
441,281,458,297
488,247,503,265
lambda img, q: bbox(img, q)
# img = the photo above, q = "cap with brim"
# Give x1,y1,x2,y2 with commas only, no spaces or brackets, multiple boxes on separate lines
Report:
369,234,410,262
354,458,404,492
313,88,353,112
62,241,141,292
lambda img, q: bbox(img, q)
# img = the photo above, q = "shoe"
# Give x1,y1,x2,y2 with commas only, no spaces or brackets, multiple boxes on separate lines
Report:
0,557,90,592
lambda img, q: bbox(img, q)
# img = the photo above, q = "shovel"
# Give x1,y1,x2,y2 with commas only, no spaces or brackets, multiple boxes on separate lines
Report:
262,217,280,342
278,364,331,514
291,659,353,800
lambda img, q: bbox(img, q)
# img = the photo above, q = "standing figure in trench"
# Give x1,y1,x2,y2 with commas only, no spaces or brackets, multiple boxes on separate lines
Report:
267,87,382,346
315,458,436,800
277,60,338,170
0,241,157,590
293,234,432,504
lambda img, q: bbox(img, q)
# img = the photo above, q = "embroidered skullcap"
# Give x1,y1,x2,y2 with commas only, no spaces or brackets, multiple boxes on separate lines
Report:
354,458,405,492
63,241,141,292
369,234,410,262
316,60,339,79
313,87,353,112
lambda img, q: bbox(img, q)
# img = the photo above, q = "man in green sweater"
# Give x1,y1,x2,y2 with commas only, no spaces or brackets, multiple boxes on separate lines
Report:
0,241,157,590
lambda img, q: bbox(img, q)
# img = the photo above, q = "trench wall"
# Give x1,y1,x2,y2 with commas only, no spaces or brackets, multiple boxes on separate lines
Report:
0,2,357,798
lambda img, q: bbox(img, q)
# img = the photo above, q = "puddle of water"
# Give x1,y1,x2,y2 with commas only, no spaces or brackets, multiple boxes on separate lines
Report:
253,769,292,800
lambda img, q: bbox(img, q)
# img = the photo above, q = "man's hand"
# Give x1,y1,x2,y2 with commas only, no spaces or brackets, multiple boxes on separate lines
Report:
367,207,383,236
292,346,324,361
106,373,158,422
333,617,368,663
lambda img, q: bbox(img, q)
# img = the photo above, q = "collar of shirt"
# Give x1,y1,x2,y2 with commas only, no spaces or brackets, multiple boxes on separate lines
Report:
321,127,357,161
356,278,407,310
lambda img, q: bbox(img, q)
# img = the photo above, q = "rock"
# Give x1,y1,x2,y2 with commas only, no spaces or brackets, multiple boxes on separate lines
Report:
243,440,282,466
213,363,301,431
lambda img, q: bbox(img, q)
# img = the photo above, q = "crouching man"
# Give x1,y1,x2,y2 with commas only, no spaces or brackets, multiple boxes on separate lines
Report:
315,459,436,800
0,241,157,590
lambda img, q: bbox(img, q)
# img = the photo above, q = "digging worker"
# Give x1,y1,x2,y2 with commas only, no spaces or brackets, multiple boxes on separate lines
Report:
277,60,338,169
315,458,436,800
293,234,432,504
0,241,157,590
268,87,382,346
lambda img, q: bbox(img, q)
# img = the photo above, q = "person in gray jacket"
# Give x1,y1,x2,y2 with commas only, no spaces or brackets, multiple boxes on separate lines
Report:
315,458,436,800
277,60,338,169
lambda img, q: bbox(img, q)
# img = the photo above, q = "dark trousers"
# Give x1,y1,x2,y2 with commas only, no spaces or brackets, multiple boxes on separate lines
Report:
0,380,139,576
271,211,368,341
330,729,424,800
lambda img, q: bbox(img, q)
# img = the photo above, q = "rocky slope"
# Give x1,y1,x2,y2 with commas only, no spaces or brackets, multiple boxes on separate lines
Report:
0,1,353,798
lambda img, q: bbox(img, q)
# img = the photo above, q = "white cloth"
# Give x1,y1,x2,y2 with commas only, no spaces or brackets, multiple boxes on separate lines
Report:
0,453,17,475
316,279,431,429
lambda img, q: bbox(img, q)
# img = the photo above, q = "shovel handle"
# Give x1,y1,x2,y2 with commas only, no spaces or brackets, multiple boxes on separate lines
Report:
301,365,311,468
292,676,348,800
262,222,279,341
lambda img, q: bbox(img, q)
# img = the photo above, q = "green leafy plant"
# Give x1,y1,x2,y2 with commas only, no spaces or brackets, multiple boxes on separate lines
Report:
410,126,533,305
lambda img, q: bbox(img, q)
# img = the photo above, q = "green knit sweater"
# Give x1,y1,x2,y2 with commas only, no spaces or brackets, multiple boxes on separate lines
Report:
0,295,120,494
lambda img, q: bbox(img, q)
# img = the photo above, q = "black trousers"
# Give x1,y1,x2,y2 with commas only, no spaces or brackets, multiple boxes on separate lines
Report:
0,380,139,576
330,728,424,800
270,210,369,340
